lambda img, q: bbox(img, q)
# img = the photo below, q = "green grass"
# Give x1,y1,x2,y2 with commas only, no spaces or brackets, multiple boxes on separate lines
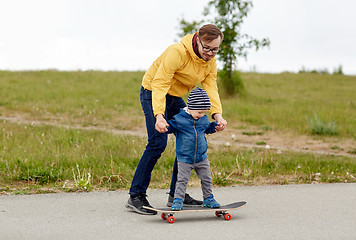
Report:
0,70,143,129
0,121,355,193
1,70,355,137
221,72,356,138
0,121,145,192
0,70,355,193
208,146,356,185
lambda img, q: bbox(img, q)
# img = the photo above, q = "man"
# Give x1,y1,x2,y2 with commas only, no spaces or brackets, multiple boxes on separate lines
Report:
126,24,227,215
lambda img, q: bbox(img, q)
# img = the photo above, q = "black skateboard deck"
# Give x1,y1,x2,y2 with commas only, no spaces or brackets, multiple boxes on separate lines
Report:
143,201,246,223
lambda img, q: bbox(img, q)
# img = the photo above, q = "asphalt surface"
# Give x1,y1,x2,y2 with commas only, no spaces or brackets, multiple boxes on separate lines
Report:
1,183,355,240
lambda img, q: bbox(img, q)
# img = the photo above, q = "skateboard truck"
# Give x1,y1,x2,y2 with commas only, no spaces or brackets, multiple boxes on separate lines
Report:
161,213,176,224
160,210,232,224
215,210,232,221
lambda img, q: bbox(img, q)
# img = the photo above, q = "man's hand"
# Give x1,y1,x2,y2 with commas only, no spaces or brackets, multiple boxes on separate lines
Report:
155,114,169,133
213,113,227,132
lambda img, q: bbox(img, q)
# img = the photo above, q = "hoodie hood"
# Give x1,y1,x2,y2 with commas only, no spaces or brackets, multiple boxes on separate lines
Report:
180,34,213,64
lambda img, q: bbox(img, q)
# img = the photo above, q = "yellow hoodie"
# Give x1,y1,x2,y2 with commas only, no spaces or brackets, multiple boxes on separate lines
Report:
142,34,222,117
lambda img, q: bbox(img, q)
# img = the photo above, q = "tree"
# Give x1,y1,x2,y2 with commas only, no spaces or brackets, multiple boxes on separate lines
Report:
178,0,270,96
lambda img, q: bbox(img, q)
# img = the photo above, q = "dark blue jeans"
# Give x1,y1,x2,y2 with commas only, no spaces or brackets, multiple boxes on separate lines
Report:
129,86,186,197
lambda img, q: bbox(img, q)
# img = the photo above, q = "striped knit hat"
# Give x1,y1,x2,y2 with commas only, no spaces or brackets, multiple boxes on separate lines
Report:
187,87,211,110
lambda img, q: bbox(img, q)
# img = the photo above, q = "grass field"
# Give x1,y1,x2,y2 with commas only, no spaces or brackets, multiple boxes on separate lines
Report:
0,70,355,194
1,70,355,136
222,72,356,137
0,71,143,130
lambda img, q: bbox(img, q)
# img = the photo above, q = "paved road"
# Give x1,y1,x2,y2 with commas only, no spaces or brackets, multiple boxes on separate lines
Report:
1,183,355,240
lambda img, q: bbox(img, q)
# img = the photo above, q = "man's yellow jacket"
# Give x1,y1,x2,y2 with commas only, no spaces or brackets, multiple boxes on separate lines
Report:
142,34,222,117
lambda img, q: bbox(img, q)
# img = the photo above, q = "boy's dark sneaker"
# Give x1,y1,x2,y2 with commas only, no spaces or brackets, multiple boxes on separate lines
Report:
167,193,203,207
125,194,157,215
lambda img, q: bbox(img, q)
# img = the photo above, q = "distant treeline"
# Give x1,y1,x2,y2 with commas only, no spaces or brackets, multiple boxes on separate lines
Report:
298,65,343,75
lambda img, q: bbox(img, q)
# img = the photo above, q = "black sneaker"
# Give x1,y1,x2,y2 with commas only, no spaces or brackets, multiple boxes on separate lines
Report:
167,193,203,207
125,194,157,215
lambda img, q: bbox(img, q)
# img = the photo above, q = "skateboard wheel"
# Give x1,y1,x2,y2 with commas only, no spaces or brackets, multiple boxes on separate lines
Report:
167,216,175,224
224,213,232,221
161,213,167,220
215,211,222,217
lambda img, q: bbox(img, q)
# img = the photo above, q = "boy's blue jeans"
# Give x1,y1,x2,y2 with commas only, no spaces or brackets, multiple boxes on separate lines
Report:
129,86,186,197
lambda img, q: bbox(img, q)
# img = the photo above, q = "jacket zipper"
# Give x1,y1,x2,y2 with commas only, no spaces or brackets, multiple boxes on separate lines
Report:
193,120,197,164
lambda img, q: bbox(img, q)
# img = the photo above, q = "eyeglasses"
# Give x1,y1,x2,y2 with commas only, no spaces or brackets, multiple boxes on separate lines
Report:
198,38,220,54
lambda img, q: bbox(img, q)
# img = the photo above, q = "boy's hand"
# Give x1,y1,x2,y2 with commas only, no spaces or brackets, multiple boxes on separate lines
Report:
155,114,169,133
213,113,227,132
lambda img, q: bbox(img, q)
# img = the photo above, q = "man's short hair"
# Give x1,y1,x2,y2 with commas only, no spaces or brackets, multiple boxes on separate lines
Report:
198,24,224,42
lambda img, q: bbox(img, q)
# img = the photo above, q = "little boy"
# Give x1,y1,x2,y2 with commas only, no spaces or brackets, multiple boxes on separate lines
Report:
166,87,220,211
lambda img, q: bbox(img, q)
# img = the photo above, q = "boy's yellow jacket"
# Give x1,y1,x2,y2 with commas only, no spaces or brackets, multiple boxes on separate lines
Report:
142,33,222,117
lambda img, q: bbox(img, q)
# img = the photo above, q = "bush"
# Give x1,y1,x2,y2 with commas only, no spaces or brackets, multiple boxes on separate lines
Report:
306,113,338,136
333,65,344,75
218,70,245,97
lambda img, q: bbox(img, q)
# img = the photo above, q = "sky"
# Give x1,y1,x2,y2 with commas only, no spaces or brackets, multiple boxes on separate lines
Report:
1,0,355,75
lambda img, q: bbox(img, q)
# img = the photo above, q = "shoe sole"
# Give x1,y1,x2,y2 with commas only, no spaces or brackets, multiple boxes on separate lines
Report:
125,203,157,215
203,205,220,208
171,208,182,211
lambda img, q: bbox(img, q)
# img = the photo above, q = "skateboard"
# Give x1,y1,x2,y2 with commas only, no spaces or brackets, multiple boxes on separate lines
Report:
143,201,246,224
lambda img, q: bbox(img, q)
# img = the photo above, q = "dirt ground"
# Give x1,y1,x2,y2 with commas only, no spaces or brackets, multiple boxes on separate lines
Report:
1,115,355,158
208,126,356,157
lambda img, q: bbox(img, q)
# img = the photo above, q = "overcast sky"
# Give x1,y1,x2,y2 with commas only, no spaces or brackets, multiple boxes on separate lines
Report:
1,0,355,75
